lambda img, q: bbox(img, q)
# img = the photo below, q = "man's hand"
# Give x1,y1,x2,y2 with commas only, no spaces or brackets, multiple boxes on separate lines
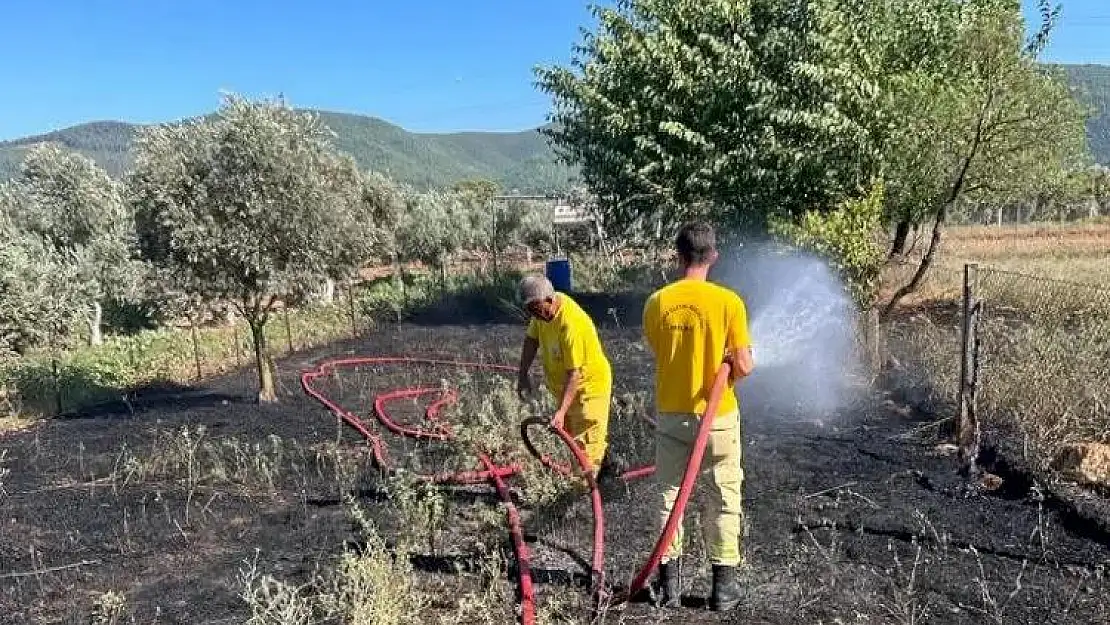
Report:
724,347,754,382
518,336,539,398
550,408,567,430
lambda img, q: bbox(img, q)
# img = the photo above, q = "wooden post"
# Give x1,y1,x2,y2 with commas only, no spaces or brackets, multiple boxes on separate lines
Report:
283,306,294,355
957,263,981,476
233,323,242,367
52,355,63,416
347,281,358,338
865,306,882,381
190,318,203,381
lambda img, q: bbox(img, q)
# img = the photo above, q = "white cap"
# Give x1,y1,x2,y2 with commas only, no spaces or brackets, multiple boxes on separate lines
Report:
518,275,555,305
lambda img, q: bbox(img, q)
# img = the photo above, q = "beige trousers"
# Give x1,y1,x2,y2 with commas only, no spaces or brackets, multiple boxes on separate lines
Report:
655,410,744,566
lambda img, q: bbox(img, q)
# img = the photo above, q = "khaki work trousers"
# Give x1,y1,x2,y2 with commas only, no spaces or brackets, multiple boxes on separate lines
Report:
564,393,611,472
655,410,743,566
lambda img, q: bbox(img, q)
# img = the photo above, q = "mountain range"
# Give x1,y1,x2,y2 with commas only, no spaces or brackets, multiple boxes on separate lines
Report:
2,63,1108,192
0,111,577,193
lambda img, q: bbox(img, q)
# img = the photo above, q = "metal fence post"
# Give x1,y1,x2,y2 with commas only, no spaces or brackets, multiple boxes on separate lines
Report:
957,263,981,476
52,355,62,416
233,323,242,367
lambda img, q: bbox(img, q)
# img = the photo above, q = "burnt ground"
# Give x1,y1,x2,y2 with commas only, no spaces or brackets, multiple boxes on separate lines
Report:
2,314,1110,624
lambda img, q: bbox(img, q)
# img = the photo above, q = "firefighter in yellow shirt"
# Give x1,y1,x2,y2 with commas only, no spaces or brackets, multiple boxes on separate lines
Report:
516,275,615,477
642,221,754,612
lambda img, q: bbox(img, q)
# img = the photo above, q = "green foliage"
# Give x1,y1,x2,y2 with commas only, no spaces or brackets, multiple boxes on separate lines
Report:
536,0,887,236
131,95,376,309
129,94,381,400
396,190,476,280
878,0,1088,230
0,204,88,354
0,145,141,348
1,300,352,417
452,178,500,203
358,270,528,323
771,182,886,306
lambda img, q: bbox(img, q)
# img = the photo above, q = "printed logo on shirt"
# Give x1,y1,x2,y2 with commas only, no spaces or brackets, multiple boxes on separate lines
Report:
660,303,705,332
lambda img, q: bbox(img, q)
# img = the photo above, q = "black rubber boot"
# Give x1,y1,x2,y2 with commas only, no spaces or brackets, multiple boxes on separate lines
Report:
652,560,681,608
708,564,742,611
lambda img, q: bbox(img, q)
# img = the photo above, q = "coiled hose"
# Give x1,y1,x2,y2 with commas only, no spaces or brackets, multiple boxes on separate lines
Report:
301,356,731,624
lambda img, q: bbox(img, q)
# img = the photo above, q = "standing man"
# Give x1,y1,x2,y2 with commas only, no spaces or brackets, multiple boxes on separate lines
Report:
642,221,754,611
517,275,615,478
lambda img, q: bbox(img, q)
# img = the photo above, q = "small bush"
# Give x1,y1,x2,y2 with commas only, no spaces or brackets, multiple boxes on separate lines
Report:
89,590,128,625
771,182,887,307
239,496,426,625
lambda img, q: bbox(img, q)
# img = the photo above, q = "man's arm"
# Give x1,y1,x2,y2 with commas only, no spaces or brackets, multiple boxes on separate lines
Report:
518,335,539,396
642,294,658,355
724,296,754,382
551,368,582,429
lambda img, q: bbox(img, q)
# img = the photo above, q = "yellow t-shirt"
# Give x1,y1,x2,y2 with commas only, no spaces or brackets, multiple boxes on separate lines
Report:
526,293,612,401
642,279,751,418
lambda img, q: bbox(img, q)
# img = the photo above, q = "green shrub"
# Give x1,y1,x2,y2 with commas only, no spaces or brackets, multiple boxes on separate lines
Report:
770,182,887,307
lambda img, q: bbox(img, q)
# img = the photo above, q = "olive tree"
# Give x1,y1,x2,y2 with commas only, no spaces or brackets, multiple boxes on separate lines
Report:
129,94,376,403
0,206,87,355
2,145,140,345
397,190,478,293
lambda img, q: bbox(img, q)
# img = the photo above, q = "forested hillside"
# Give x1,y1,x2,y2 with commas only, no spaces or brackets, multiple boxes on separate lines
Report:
1059,64,1110,166
0,111,576,192
1,63,1107,190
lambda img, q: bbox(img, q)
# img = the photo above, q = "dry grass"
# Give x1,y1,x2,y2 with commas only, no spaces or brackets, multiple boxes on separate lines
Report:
109,426,310,495
239,496,426,625
887,221,1110,473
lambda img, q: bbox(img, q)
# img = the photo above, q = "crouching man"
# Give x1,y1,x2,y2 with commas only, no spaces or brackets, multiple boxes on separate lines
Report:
516,275,616,479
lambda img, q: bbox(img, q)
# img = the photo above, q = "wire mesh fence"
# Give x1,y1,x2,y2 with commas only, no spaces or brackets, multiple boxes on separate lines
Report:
879,260,1109,474
972,266,1110,469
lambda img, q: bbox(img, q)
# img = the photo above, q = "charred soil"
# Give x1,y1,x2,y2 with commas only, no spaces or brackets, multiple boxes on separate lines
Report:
2,318,1109,624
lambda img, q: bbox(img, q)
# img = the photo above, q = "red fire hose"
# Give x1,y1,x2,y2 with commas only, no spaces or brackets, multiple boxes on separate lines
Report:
300,356,732,623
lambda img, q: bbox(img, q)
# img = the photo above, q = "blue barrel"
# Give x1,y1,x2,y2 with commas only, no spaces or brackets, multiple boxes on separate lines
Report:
545,258,572,293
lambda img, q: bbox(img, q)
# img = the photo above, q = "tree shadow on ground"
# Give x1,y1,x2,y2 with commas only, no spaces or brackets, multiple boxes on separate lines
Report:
396,289,651,328
10,368,250,421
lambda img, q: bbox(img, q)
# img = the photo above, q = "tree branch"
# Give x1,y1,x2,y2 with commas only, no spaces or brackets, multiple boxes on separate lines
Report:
880,88,995,321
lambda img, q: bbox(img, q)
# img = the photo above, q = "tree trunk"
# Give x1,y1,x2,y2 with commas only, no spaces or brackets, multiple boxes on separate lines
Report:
88,302,103,346
249,319,277,403
881,87,992,320
889,219,912,258
321,278,336,304
880,204,948,321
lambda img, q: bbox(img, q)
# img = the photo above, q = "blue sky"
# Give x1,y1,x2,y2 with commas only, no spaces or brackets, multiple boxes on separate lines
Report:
0,0,1106,140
